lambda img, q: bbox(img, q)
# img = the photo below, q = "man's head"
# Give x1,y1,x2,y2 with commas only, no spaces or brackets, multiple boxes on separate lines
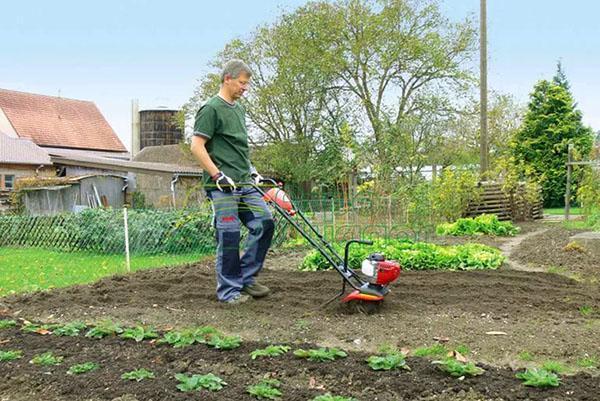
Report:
220,59,252,101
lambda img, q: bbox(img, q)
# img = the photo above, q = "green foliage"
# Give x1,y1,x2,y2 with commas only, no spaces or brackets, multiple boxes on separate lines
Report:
30,351,63,366
206,334,242,350
515,368,561,388
119,326,159,342
121,368,155,382
436,214,520,236
429,169,481,222
579,305,594,316
413,344,448,358
455,345,470,356
300,238,504,272
432,357,485,377
518,351,534,362
85,320,123,339
53,322,87,337
157,326,220,348
67,362,99,375
21,323,59,333
577,356,598,369
293,347,347,362
311,395,358,401
366,352,410,371
0,319,17,329
247,378,282,400
175,373,228,392
541,360,569,374
0,350,23,362
512,67,594,207
251,345,291,360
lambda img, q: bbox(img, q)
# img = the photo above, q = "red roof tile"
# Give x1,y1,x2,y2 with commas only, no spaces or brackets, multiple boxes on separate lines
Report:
0,88,126,152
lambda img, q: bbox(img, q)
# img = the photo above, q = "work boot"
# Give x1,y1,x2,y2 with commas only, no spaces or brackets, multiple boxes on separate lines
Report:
223,293,251,305
242,282,270,298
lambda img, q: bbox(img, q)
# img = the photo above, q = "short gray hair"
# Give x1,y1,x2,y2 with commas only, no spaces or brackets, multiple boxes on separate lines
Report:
220,59,252,82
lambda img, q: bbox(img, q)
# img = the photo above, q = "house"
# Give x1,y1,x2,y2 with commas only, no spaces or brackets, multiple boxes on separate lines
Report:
0,88,129,177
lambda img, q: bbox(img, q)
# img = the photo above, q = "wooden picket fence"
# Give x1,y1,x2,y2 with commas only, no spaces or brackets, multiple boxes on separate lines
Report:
465,182,543,222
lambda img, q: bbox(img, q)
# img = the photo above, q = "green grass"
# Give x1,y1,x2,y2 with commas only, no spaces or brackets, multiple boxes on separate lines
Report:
544,207,582,215
0,247,209,297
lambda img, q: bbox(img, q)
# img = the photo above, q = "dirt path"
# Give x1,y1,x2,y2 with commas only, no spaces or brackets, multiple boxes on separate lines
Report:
499,227,549,272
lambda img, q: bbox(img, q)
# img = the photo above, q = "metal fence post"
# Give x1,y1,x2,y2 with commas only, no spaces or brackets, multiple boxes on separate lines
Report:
123,207,131,272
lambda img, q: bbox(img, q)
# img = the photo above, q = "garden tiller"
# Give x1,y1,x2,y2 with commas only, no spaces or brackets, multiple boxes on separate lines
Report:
251,179,401,314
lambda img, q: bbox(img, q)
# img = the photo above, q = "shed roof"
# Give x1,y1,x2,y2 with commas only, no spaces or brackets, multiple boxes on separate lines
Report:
0,133,52,165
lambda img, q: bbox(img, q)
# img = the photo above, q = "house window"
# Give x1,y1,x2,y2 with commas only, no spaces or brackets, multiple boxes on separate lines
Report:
2,174,15,190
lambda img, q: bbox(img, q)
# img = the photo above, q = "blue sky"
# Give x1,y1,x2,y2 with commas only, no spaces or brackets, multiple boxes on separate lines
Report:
2,0,599,150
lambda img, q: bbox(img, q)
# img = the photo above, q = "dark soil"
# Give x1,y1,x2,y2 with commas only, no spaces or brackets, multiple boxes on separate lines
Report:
512,225,600,281
2,220,600,400
1,322,599,401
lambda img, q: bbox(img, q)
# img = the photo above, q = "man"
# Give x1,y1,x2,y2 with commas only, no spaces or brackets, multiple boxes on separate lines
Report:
191,59,274,304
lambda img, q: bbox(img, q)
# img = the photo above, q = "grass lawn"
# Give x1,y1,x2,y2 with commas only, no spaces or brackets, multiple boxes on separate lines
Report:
544,207,582,215
0,247,211,297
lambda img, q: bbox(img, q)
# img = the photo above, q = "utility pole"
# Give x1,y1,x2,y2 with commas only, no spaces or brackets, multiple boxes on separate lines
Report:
480,0,489,177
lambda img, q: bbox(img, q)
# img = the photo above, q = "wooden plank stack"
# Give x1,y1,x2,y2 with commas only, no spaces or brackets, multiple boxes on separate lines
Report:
465,181,543,221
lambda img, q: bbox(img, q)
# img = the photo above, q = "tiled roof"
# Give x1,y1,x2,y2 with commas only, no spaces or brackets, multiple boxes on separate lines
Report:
0,133,52,165
0,88,126,152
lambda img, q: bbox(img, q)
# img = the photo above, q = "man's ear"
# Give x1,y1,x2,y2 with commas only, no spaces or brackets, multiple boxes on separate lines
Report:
223,73,231,84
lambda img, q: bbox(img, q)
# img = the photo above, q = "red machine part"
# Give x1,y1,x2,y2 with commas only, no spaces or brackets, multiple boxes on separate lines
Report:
263,188,295,215
375,260,401,285
342,290,384,303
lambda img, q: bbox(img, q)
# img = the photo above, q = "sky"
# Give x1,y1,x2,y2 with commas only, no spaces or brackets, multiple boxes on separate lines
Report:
2,0,599,151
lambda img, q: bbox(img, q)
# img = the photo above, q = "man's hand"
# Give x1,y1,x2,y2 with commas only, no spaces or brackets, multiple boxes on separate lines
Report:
250,166,263,185
212,171,237,193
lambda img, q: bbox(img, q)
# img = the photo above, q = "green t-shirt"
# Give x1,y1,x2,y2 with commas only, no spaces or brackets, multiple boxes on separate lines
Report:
193,96,251,187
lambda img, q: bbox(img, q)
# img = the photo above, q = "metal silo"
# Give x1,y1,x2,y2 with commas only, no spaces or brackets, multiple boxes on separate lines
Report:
138,108,182,151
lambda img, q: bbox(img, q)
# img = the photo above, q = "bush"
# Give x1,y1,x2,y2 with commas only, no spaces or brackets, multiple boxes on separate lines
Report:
436,214,520,236
300,238,504,271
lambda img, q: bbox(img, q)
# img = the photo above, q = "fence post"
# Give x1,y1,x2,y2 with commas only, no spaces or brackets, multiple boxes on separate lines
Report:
123,207,131,273
565,143,573,221
331,197,336,241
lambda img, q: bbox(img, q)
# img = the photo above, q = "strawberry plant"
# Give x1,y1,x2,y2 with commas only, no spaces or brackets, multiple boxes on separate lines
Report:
413,344,448,357
207,334,241,350
367,352,410,371
21,323,58,334
311,395,358,401
30,351,63,366
120,326,159,342
432,358,485,377
0,350,23,362
175,373,227,392
121,368,155,382
294,347,347,362
0,319,17,330
515,368,561,387
85,320,123,339
53,322,87,337
247,378,282,400
251,345,290,359
67,362,99,375
541,360,569,374
158,326,219,348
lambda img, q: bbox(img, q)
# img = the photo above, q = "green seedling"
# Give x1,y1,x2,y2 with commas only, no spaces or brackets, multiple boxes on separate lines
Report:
67,362,99,375
120,326,159,342
541,360,568,374
579,305,594,316
158,326,220,348
577,356,598,369
518,351,534,362
455,344,470,355
247,378,282,400
311,395,358,401
53,322,87,337
366,352,410,371
432,357,485,377
121,368,155,382
251,345,291,359
206,334,241,350
0,350,23,362
85,320,123,339
294,347,347,362
413,344,448,357
515,368,561,388
30,351,63,366
0,319,17,330
21,323,58,334
175,373,227,392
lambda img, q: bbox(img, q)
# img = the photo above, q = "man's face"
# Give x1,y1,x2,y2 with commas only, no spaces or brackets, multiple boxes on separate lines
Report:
224,71,251,100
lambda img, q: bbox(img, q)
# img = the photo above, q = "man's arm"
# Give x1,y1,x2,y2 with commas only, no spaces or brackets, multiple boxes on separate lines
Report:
191,135,219,177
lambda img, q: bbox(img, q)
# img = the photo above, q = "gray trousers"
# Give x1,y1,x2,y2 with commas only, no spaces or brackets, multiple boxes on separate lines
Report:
207,186,274,301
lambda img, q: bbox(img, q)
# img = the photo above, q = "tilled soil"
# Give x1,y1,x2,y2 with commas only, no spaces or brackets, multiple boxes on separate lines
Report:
2,221,600,400
1,323,599,401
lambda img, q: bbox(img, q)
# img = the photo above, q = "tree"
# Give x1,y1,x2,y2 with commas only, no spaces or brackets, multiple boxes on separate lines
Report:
512,66,593,207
